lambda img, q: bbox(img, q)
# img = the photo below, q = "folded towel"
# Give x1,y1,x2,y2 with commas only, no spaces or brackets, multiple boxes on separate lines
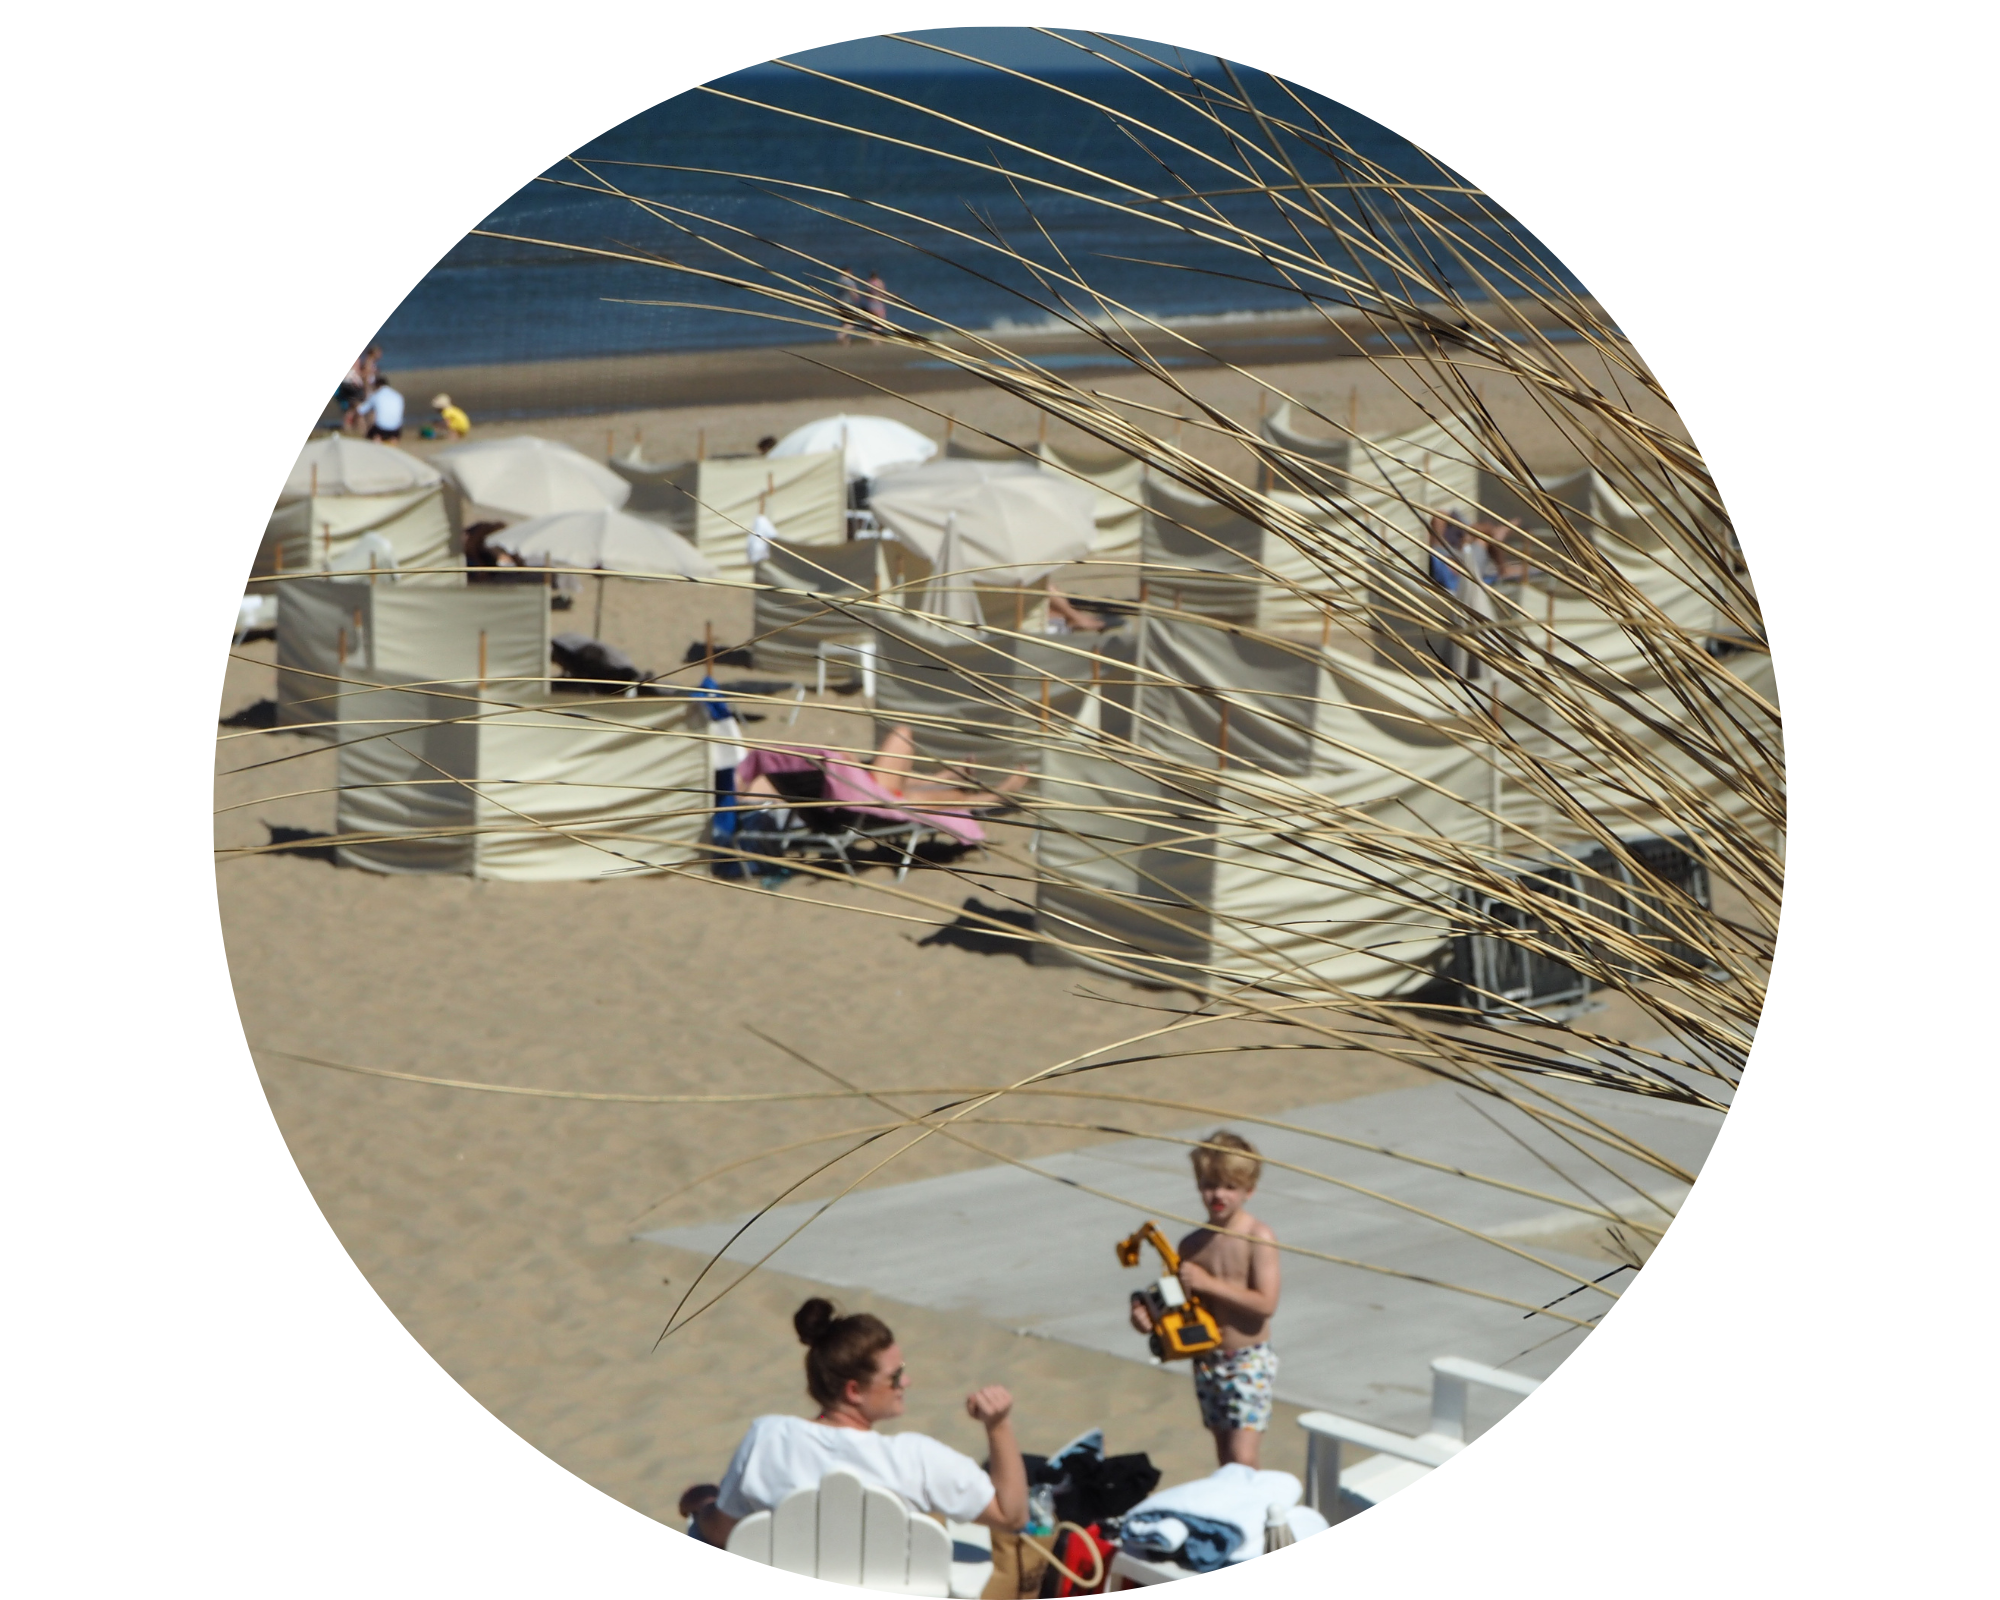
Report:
1121,1465,1303,1571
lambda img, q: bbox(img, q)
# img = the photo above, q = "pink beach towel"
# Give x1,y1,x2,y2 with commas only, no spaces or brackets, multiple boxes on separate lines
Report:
737,746,988,846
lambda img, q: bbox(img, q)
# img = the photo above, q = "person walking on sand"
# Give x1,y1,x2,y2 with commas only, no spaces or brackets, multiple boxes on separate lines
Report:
1128,1132,1282,1468
865,270,889,323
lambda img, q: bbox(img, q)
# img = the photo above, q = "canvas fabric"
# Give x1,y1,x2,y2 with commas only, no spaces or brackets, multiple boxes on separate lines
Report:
263,485,457,584
1036,441,1144,560
276,580,549,735
1035,615,1497,995
752,539,885,683
606,453,701,531
695,451,846,583
335,681,708,880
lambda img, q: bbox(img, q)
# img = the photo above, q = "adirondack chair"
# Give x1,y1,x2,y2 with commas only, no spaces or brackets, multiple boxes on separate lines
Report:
1297,1357,1541,1519
724,1468,955,1595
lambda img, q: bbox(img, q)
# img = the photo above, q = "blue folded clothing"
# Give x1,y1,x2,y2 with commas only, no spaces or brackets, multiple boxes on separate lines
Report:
1121,1510,1243,1573
1118,1464,1304,1572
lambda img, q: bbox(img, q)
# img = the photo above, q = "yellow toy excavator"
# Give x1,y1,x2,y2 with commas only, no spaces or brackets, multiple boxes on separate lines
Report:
1117,1221,1223,1361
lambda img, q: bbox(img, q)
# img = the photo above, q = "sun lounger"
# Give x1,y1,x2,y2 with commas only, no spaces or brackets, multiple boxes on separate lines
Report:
728,746,987,882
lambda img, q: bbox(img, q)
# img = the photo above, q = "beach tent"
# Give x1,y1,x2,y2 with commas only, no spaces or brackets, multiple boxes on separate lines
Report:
692,450,848,584
869,606,1103,773
489,507,716,578
275,577,551,734
944,435,1144,560
334,680,709,880
772,414,936,483
262,437,454,584
1033,591,1776,995
752,539,886,687
869,460,1094,628
606,449,700,531
1036,441,1144,560
1260,400,1352,469
1140,472,1346,633
434,436,631,519
1139,420,1493,633
1032,615,1490,995
943,430,1029,462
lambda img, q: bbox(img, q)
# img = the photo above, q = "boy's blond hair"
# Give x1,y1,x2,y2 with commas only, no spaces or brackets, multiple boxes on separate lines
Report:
1191,1130,1261,1190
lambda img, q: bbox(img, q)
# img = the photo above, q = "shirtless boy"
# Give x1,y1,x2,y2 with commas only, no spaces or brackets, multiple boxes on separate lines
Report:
1129,1131,1281,1467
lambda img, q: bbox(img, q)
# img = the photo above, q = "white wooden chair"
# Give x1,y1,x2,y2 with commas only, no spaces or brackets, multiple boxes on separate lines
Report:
1297,1357,1541,1519
724,1469,955,1595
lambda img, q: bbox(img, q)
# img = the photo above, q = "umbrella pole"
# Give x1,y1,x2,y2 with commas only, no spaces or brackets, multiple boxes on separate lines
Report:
593,571,606,641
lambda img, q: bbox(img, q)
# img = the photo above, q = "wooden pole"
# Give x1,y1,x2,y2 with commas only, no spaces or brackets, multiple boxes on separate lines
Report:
1320,609,1331,648
336,626,346,667
606,429,614,461
1037,411,1048,447
1039,674,1050,730
1348,387,1358,431
945,413,955,442
593,572,606,641
310,464,318,497
478,629,488,685
697,428,707,461
704,622,714,678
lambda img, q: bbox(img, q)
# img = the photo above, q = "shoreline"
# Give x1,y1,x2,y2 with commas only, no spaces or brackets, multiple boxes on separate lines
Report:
383,297,1610,422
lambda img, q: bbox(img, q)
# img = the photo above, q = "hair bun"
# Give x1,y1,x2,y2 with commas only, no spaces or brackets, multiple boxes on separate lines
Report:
794,1297,836,1346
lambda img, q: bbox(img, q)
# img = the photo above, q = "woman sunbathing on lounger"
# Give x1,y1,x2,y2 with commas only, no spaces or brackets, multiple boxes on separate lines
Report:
740,723,1029,811
678,1297,1029,1544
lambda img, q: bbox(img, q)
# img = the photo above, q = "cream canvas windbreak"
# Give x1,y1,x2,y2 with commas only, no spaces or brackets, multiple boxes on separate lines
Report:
1029,598,1777,997
262,483,457,584
333,681,710,881
274,580,551,735
694,451,847,584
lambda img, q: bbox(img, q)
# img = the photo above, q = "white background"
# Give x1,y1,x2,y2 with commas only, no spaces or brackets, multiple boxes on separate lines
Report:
6,3,1990,1593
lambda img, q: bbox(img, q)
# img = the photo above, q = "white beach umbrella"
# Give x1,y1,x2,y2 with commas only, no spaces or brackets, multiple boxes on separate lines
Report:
488,507,716,577
280,435,441,501
434,436,631,517
769,414,937,483
868,462,1095,586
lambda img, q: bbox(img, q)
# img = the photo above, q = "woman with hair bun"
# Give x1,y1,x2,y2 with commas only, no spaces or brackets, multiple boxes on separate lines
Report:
679,1298,1028,1546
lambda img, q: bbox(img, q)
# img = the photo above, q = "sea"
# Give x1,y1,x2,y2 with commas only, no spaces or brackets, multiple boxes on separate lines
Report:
371,48,1575,374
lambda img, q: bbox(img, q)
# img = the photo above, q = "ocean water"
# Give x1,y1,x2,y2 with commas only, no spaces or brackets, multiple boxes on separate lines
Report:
372,49,1574,373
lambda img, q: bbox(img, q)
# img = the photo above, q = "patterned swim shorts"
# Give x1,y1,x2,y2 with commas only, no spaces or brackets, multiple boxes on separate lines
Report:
1191,1341,1278,1432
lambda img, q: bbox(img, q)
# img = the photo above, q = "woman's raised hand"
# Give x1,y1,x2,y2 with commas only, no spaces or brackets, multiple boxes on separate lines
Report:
964,1385,1014,1427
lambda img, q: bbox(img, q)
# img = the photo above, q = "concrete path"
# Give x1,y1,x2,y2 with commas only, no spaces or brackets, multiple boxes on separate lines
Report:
641,1062,1725,1438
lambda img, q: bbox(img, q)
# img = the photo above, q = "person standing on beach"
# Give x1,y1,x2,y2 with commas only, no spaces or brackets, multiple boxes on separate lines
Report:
357,375,405,443
1128,1132,1282,1468
337,344,380,432
865,270,888,325
836,266,863,345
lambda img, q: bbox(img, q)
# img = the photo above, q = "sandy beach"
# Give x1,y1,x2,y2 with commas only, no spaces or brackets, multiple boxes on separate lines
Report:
220,343,1689,1531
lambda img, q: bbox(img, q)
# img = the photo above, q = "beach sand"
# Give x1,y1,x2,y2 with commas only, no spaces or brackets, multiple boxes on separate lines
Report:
223,344,1698,1531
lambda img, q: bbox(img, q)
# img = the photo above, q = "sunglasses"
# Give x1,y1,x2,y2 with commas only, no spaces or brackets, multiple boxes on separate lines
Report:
875,1363,908,1391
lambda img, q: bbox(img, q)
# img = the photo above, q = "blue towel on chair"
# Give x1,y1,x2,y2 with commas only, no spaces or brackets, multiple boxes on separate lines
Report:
1120,1510,1243,1572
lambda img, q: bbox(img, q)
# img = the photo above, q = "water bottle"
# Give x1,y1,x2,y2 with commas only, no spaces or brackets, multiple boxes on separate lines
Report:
1025,1484,1056,1538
